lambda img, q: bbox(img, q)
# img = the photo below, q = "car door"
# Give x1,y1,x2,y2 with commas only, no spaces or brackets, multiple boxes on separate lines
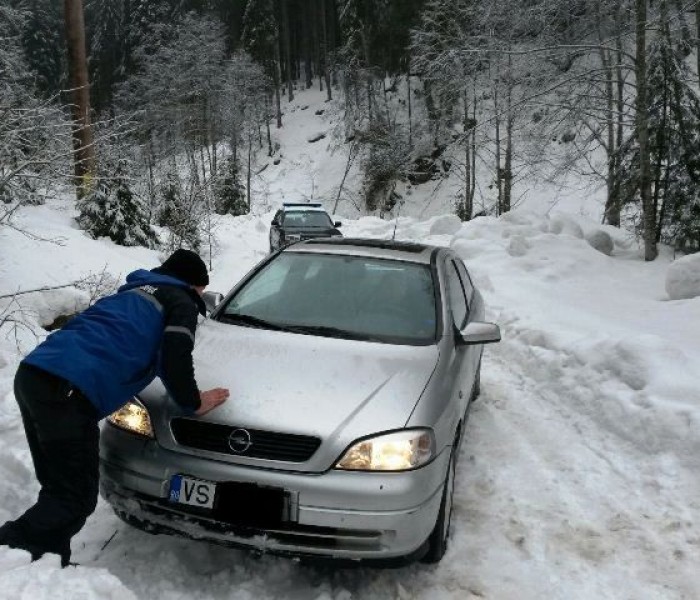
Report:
444,257,473,424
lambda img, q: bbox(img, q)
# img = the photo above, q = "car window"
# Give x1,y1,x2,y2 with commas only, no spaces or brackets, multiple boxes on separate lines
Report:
220,252,437,345
282,211,333,228
446,261,468,329
228,257,292,308
455,260,474,303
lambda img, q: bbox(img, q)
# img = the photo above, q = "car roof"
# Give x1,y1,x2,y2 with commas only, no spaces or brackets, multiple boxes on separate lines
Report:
284,237,439,264
281,203,327,213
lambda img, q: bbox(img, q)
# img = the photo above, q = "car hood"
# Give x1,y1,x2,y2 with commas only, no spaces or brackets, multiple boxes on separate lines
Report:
144,319,439,471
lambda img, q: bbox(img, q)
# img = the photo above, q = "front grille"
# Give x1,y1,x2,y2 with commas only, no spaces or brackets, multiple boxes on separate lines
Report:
170,418,321,462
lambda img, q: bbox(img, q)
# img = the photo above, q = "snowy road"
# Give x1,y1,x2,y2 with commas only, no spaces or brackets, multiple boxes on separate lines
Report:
1,206,699,599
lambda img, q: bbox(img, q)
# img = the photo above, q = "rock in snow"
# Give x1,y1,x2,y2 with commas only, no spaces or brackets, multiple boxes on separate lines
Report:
666,253,700,299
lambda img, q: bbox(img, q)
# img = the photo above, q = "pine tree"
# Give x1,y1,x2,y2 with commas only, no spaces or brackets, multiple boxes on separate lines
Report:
77,163,157,247
618,24,700,252
21,0,64,97
157,172,201,252
241,0,282,127
213,157,248,216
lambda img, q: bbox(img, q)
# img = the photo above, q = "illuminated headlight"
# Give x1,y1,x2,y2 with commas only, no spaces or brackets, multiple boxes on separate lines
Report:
107,398,154,438
335,429,435,471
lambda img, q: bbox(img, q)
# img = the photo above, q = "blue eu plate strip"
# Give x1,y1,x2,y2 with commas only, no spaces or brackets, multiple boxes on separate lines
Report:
169,475,182,502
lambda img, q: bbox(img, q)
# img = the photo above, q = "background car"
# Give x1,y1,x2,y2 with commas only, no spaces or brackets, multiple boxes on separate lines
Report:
269,203,342,252
100,238,500,565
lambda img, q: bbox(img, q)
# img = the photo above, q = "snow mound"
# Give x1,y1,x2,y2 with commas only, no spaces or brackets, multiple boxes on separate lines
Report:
507,235,531,257
666,253,700,300
0,549,137,600
548,213,584,238
586,230,614,256
428,214,462,236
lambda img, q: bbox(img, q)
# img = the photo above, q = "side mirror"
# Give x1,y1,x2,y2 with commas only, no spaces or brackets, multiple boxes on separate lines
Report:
458,321,501,345
334,221,342,228
202,291,224,315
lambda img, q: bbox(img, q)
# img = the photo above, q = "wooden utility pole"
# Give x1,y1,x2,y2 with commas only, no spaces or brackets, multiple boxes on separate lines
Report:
64,0,96,199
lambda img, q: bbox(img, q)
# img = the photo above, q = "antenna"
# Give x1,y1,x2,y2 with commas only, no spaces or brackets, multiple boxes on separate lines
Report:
391,199,404,241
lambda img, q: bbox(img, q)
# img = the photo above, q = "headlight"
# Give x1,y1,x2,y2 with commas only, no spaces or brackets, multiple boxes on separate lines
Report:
335,429,435,471
107,398,154,438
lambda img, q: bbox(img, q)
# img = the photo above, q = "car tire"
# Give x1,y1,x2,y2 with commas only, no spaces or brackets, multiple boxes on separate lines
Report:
421,445,457,564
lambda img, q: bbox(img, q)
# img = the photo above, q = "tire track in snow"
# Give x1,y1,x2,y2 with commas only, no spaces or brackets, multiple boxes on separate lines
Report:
450,337,700,599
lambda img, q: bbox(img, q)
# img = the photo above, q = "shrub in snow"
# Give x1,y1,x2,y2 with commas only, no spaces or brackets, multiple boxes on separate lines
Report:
666,253,700,300
213,157,248,216
586,230,614,256
77,165,156,247
429,215,462,236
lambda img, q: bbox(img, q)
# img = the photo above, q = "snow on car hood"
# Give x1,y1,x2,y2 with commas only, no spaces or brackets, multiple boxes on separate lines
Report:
190,319,438,444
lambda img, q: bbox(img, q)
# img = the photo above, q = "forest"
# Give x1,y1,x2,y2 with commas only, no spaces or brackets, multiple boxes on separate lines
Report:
2,0,700,260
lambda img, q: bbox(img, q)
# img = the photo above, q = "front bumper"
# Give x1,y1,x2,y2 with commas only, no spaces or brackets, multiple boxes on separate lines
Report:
99,427,449,562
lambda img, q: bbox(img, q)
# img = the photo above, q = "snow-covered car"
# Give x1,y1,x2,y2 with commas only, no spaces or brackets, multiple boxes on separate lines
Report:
99,238,500,564
269,203,342,252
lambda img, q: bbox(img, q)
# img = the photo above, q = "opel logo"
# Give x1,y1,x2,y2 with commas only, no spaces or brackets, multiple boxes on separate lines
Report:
228,428,252,454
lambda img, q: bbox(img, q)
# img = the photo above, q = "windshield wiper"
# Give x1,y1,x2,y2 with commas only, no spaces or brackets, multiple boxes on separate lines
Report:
283,324,381,342
218,313,291,331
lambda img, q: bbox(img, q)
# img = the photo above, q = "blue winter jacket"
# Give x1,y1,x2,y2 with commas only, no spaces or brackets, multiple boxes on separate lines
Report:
23,269,204,418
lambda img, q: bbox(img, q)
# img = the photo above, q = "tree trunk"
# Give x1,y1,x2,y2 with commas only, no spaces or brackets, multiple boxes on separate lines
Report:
266,104,273,157
635,0,657,260
493,68,503,214
696,1,700,82
63,0,95,199
407,72,412,147
614,24,625,225
463,88,471,220
320,0,332,101
601,47,621,226
303,2,313,88
282,0,293,102
247,132,252,209
470,79,477,208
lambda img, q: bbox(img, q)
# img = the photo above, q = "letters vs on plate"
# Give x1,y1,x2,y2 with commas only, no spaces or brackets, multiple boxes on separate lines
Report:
168,474,216,509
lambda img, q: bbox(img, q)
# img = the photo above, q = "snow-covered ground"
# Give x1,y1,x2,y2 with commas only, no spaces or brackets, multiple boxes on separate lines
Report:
1,191,699,599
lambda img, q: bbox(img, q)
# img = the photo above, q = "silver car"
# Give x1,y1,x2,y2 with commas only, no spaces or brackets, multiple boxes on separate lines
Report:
100,238,500,564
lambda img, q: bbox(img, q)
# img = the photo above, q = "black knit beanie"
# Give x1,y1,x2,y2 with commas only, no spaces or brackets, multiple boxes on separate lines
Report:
153,249,209,286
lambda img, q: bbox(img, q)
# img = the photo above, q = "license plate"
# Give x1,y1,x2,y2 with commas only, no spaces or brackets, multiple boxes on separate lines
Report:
168,475,216,510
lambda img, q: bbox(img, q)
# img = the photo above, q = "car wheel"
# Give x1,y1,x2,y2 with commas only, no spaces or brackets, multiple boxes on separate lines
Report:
421,445,457,563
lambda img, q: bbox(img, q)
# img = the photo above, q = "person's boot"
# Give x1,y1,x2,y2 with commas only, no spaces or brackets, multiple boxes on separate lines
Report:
0,520,70,566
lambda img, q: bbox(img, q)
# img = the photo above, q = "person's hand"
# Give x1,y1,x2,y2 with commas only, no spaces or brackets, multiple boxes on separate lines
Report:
196,388,230,416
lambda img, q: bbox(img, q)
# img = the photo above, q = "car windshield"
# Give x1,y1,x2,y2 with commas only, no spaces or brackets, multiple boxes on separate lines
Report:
219,252,437,345
282,211,333,228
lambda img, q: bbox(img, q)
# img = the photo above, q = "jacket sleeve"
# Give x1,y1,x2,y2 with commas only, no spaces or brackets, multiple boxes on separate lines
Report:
157,289,201,413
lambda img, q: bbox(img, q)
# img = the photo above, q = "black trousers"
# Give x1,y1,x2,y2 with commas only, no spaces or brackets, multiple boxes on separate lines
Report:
0,363,100,565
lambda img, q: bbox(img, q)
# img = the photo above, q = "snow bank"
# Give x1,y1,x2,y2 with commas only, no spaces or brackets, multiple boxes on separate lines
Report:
666,253,700,300
0,549,136,600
